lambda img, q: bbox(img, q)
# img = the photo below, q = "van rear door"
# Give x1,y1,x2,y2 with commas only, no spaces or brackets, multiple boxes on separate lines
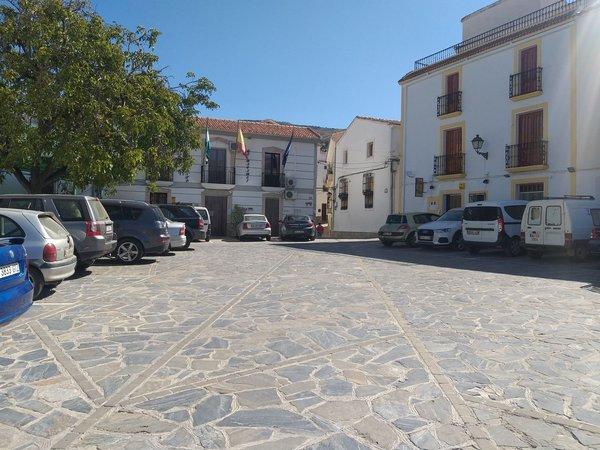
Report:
524,205,543,245
543,204,564,247
463,206,501,243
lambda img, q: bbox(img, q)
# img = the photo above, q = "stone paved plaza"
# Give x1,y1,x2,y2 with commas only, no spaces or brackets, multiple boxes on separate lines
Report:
0,239,599,449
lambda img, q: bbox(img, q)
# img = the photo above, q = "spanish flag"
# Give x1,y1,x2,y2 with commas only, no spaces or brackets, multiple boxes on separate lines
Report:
237,126,247,159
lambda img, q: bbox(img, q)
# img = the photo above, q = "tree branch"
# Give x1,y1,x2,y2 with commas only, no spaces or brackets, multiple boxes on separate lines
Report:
12,167,31,193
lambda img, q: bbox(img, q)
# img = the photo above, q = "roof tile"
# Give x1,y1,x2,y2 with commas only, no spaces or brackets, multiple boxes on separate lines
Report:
197,117,321,140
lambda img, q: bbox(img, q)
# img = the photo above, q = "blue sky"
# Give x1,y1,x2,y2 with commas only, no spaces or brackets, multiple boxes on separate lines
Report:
94,0,490,129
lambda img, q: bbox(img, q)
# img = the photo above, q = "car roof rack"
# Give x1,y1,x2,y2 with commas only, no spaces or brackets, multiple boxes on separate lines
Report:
544,195,595,200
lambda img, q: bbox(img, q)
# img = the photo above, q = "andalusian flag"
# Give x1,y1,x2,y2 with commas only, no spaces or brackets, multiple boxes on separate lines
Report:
237,125,248,159
204,121,211,162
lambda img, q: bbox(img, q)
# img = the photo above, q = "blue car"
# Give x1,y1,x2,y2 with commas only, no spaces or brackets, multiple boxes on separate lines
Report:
0,240,34,324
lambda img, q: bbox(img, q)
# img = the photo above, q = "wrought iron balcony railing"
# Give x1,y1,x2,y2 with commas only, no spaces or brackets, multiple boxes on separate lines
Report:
414,0,586,70
509,67,543,98
437,91,462,116
505,141,548,168
434,153,465,176
262,172,285,188
201,166,235,184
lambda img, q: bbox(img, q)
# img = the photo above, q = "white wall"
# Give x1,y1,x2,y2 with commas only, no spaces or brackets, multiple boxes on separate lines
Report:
333,118,398,233
402,20,583,214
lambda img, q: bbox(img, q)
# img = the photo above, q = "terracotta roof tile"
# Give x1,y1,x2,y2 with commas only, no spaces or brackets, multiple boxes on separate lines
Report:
197,117,321,140
356,116,401,125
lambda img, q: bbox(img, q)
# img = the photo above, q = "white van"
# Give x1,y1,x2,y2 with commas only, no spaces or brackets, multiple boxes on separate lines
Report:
462,200,528,256
521,196,600,260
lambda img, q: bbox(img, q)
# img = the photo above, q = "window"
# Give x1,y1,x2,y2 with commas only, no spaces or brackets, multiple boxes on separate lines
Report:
463,206,501,221
363,173,374,209
38,215,68,239
0,216,25,238
53,199,86,222
591,209,600,226
123,207,144,221
528,206,542,226
443,193,462,212
505,205,526,220
339,179,348,210
9,198,44,211
415,178,424,198
516,182,544,201
366,142,373,158
545,205,562,226
468,192,486,203
149,192,168,204
413,213,439,224
343,150,348,164
103,204,124,220
88,199,109,220
386,214,406,224
437,209,463,222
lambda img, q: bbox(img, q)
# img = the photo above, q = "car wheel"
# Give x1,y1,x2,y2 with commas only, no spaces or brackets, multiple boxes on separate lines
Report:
504,237,522,257
205,234,210,242
309,236,316,241
572,244,589,262
528,249,543,259
280,235,287,241
116,239,144,264
184,232,192,249
381,240,393,247
406,232,416,247
452,232,465,251
28,267,44,300
266,235,271,241
467,245,480,254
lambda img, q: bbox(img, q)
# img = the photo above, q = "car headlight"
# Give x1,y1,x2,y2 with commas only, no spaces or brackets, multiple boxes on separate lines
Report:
436,228,451,233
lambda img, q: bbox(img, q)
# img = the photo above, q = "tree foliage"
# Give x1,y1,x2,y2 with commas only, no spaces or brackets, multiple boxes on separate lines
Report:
0,0,217,193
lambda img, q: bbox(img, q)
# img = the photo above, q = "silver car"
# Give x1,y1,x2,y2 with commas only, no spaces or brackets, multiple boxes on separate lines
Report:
236,214,272,240
0,208,76,299
165,219,187,250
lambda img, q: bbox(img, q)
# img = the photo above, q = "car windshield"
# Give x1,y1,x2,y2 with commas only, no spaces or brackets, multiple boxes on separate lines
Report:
437,209,463,222
244,214,266,222
386,215,405,224
171,206,199,218
285,215,311,222
89,199,110,220
463,206,500,221
196,208,208,220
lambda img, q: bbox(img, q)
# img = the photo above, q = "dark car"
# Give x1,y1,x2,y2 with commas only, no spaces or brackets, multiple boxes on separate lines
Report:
101,200,170,263
158,204,205,247
280,215,316,241
0,240,33,324
0,195,116,268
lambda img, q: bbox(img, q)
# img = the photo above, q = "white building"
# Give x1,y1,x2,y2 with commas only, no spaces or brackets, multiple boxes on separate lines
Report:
114,118,321,236
332,116,402,236
399,0,600,214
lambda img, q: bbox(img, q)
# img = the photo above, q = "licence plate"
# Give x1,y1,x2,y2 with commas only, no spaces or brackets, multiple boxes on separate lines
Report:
294,230,304,234
382,232,392,236
0,263,20,279
466,229,480,235
251,224,262,229
420,236,432,241
106,224,113,234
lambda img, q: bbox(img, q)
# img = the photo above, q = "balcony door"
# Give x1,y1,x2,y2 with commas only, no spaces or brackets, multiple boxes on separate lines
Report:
208,148,226,183
520,46,537,93
444,128,462,174
446,73,459,113
264,152,281,187
517,110,543,166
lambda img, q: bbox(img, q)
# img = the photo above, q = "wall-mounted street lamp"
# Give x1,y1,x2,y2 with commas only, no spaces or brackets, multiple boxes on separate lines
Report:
471,134,488,160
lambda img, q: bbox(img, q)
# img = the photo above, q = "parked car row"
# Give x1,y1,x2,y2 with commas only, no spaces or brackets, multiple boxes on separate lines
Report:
379,195,600,261
0,195,211,319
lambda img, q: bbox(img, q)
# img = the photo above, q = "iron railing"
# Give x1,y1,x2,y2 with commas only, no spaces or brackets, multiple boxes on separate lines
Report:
262,172,285,187
201,166,235,184
437,91,462,116
505,141,548,168
434,153,465,176
414,0,586,70
509,67,543,97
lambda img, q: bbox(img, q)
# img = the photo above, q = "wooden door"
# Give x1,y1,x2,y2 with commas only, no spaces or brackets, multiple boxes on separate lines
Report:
444,128,462,174
520,46,537,93
446,73,460,113
518,110,543,166
264,197,280,236
208,148,226,183
205,196,227,236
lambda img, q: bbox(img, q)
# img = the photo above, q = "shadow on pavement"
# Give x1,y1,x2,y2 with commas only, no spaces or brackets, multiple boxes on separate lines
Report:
93,258,157,266
277,239,600,285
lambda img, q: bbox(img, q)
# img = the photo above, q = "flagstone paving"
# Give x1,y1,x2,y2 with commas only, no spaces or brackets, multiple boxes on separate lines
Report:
0,239,599,449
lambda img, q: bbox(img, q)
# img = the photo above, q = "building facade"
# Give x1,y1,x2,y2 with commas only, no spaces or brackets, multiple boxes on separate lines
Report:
332,116,401,235
400,0,600,214
113,118,321,236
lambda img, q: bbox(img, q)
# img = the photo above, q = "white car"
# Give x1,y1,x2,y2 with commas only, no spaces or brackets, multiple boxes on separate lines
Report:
194,207,211,242
236,214,271,241
462,200,528,256
417,208,464,250
165,219,187,250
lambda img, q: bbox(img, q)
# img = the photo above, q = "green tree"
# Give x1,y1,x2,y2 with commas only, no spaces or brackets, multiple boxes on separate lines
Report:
0,0,217,193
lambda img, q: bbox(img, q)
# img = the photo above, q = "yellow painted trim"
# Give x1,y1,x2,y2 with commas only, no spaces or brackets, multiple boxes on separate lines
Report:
506,164,549,174
435,173,466,181
510,91,543,102
510,102,549,145
513,39,542,73
511,176,549,200
437,111,462,120
570,24,577,195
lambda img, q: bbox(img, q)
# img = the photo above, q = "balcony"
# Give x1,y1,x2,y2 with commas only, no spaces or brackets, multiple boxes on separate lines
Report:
437,91,462,117
434,153,465,177
201,166,235,185
509,68,543,98
262,172,285,188
411,0,586,72
505,141,548,170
